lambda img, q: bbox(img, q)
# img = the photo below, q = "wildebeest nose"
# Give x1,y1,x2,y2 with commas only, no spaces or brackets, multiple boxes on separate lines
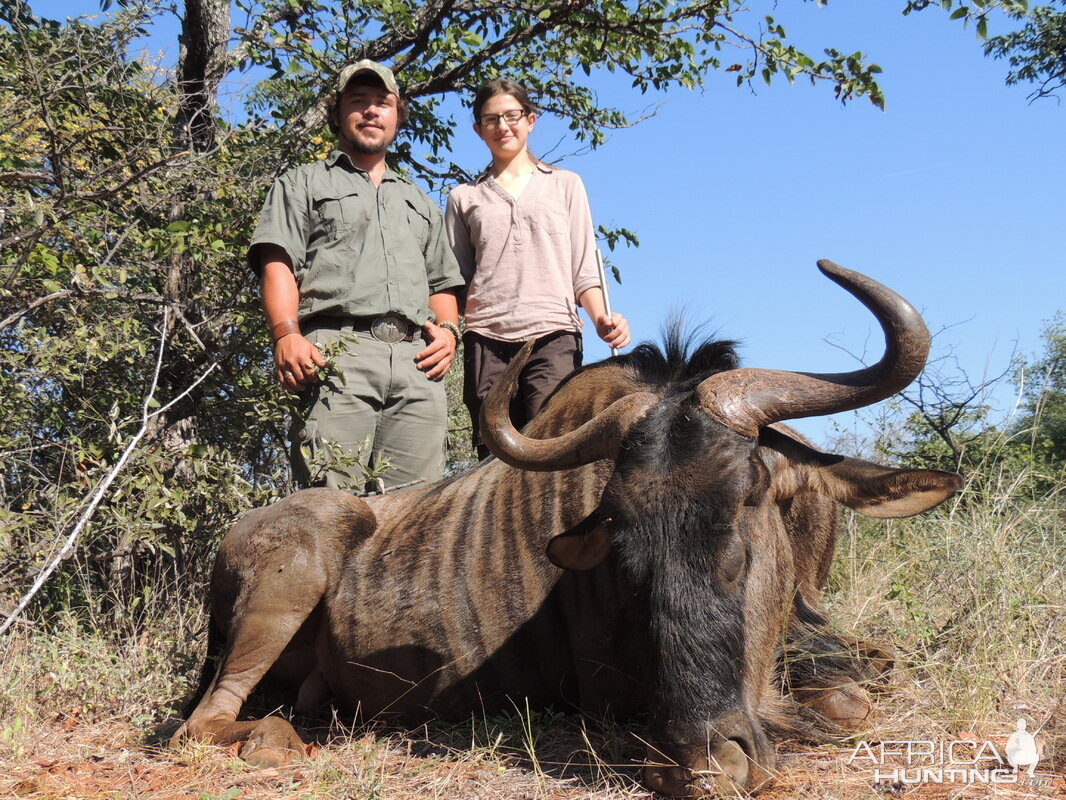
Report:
643,712,774,796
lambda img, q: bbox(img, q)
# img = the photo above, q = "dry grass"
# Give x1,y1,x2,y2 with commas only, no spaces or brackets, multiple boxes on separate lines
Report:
827,468,1065,769
0,708,652,799
2,467,1063,798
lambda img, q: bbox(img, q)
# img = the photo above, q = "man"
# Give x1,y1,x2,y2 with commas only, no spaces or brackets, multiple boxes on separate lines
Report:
249,60,464,491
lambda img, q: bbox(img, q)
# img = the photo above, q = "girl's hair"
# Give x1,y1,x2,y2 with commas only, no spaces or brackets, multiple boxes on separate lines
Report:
472,79,538,122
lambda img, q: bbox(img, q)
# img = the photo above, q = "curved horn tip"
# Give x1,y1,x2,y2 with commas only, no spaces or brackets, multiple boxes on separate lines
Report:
480,339,538,445
816,259,853,282
500,340,537,393
512,339,536,369
815,260,926,327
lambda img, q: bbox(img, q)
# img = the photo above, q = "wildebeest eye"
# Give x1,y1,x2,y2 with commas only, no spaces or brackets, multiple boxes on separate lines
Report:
719,533,747,585
744,454,771,507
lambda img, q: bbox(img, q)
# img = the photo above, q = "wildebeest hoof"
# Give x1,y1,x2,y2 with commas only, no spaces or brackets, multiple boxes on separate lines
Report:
799,681,873,731
240,743,299,769
645,744,765,796
238,718,304,768
168,723,190,749
856,641,896,681
644,736,773,796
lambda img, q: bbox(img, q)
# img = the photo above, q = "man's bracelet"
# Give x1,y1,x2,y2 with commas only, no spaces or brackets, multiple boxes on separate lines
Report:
438,321,461,348
271,319,301,342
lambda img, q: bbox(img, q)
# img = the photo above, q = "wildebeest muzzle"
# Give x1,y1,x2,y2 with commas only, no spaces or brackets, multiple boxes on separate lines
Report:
643,709,775,796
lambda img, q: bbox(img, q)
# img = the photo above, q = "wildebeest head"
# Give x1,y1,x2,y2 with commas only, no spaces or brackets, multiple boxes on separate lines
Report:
481,261,962,795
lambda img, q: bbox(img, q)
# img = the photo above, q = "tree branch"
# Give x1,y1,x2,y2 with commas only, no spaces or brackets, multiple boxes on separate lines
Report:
393,0,459,72
0,308,218,637
0,170,52,183
0,285,176,332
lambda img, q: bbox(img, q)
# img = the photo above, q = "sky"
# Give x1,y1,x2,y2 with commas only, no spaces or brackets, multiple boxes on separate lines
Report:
50,0,1066,447
491,2,1064,447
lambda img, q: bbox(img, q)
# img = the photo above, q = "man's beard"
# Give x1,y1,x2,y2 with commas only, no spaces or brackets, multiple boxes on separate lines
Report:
349,138,388,155
346,127,394,155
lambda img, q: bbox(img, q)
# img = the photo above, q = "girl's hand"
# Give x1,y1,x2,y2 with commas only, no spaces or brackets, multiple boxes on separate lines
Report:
595,313,630,349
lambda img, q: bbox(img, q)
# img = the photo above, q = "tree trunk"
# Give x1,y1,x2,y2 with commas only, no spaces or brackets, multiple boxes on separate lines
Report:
175,0,230,153
109,0,233,622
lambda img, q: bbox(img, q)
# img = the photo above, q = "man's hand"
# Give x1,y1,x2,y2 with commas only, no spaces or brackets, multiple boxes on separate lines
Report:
416,322,456,381
594,312,631,349
275,333,326,392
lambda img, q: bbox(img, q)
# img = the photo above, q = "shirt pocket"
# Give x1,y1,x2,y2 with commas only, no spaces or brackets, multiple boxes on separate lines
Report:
312,191,369,243
404,198,431,252
530,204,570,240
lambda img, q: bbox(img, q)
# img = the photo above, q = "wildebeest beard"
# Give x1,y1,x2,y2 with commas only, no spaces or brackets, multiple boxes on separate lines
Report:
599,396,754,742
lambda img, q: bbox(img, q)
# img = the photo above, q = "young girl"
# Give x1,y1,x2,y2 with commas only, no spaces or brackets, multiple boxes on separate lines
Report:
445,79,630,459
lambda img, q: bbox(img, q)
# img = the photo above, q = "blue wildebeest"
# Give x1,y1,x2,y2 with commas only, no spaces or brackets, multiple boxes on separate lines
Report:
176,261,961,795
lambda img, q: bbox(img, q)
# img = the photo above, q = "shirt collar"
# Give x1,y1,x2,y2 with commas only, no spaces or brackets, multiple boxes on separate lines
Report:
326,149,405,183
475,159,553,185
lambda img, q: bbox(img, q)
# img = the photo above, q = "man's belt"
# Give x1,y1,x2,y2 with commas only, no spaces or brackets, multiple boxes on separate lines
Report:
306,313,417,344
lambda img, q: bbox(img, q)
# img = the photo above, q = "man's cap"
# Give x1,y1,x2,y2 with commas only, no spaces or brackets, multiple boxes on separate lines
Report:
336,60,400,95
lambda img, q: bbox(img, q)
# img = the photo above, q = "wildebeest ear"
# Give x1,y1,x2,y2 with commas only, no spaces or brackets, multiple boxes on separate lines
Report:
815,459,963,517
546,514,612,571
758,425,963,518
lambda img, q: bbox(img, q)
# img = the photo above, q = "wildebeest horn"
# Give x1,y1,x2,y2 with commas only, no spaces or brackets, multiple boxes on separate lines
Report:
698,260,930,437
480,341,657,471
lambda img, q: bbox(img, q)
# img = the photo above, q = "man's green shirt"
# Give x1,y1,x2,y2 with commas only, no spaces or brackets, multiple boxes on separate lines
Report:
249,150,463,326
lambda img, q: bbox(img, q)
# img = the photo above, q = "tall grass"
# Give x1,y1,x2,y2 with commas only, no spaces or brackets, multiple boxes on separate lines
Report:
827,460,1064,768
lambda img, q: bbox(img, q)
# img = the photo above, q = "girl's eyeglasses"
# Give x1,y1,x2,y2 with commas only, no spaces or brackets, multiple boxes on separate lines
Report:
478,109,527,128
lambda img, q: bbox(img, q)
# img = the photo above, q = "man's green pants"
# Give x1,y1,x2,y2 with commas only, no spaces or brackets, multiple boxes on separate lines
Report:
291,323,447,492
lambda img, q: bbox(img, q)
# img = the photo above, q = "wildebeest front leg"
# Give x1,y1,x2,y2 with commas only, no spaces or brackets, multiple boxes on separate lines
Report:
174,491,363,767
782,605,893,733
176,600,319,767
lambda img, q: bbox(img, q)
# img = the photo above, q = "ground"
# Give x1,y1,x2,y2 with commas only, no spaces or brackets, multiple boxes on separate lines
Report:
2,706,1063,800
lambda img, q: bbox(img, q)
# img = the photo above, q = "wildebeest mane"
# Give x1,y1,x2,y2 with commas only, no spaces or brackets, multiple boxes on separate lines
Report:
561,318,741,395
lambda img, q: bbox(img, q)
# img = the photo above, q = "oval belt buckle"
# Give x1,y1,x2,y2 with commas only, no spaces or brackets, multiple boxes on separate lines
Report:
370,313,408,344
